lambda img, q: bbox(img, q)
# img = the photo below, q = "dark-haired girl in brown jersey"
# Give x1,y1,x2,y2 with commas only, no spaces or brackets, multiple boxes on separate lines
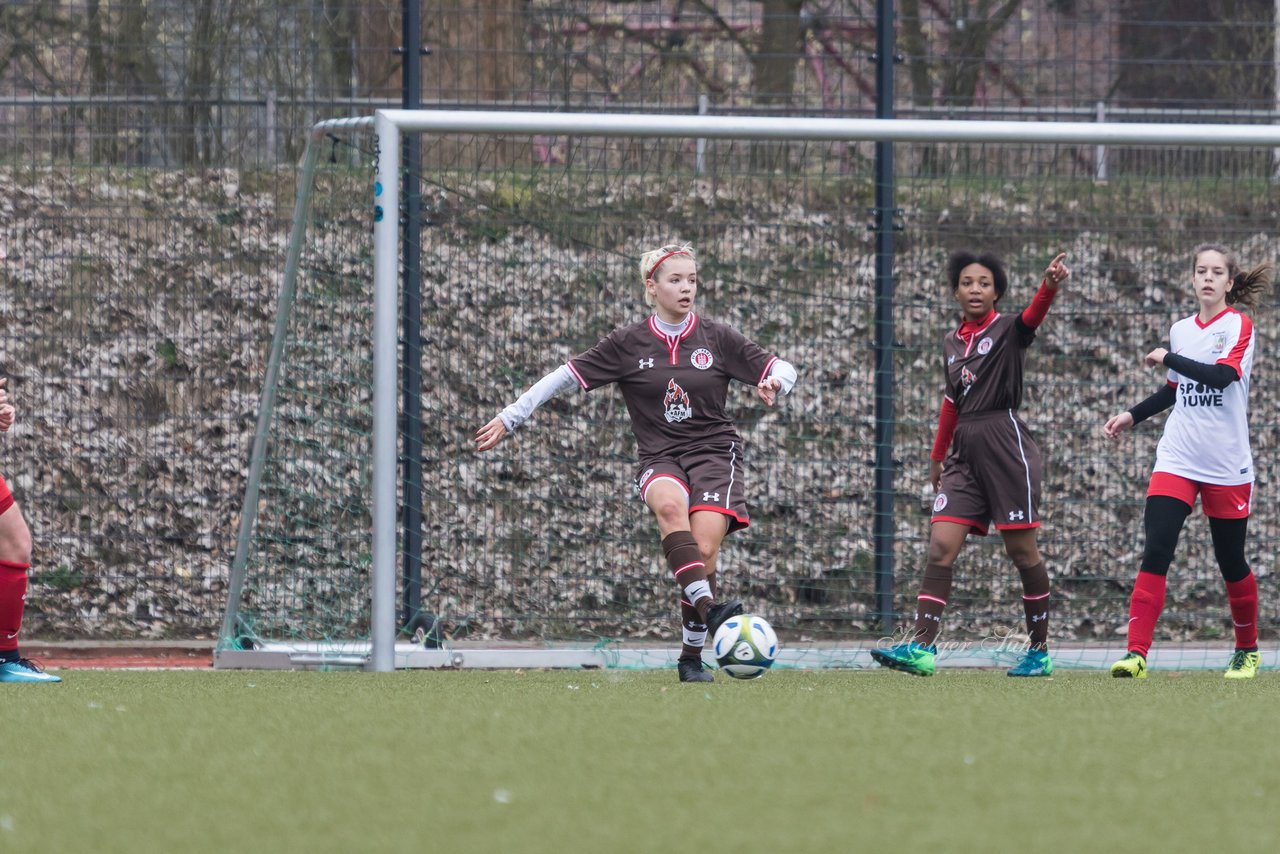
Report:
476,243,798,682
872,251,1069,677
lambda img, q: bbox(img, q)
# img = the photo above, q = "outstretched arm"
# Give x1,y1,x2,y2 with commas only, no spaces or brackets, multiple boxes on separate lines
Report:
475,365,577,451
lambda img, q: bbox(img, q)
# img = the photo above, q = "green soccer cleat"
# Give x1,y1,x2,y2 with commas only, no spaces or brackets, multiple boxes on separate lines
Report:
1007,648,1053,677
1110,651,1147,679
1224,649,1260,680
870,641,937,676
0,658,62,684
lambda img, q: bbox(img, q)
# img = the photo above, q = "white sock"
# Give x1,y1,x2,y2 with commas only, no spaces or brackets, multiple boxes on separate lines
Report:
683,579,711,609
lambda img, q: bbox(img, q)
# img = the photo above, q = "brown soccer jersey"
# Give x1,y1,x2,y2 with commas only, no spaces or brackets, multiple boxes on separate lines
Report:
565,313,778,461
941,311,1035,415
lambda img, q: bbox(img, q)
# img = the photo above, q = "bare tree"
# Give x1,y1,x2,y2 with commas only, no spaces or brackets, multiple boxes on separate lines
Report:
1115,0,1274,108
1,1,76,157
0,3,72,84
898,0,934,108
185,0,220,165
423,0,532,102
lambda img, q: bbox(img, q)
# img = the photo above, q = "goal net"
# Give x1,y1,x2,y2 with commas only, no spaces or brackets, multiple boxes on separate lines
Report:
218,111,1280,672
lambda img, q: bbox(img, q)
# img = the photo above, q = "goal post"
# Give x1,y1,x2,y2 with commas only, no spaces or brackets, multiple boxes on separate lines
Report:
219,109,1280,672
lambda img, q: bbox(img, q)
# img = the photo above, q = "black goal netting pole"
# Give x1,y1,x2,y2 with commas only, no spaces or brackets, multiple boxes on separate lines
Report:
872,0,899,634
400,0,428,633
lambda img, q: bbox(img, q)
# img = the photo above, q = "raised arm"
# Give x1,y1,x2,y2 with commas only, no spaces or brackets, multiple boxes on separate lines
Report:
1018,252,1070,331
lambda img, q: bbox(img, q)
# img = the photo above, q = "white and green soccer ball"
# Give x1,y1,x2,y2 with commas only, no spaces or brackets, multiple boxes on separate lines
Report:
712,614,779,679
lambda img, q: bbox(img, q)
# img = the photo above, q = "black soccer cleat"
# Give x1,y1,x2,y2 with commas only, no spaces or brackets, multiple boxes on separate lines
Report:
677,657,714,683
704,598,744,639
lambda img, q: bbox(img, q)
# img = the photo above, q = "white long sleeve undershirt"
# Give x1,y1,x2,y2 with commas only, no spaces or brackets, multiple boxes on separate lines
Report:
498,365,577,431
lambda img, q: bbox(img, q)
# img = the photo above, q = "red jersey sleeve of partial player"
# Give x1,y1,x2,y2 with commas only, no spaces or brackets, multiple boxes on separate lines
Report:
930,396,958,462
1019,280,1059,329
1216,313,1253,378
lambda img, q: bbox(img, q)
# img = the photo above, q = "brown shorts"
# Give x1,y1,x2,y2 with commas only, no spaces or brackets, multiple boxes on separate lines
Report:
635,442,750,533
931,410,1042,536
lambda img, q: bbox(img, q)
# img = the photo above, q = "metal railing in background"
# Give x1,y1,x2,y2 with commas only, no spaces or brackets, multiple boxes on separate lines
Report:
8,93,1280,173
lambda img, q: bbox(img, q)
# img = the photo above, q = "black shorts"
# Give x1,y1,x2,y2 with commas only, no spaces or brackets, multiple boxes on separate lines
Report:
931,410,1042,536
635,442,750,533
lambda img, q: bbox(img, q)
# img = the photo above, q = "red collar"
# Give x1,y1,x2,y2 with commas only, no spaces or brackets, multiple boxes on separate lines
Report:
957,310,997,338
1194,306,1233,329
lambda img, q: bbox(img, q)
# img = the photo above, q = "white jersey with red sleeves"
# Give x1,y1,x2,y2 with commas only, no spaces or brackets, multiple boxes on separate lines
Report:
1155,307,1255,485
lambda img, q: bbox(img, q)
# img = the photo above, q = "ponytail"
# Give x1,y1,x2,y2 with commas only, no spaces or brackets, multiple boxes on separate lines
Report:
1227,263,1272,310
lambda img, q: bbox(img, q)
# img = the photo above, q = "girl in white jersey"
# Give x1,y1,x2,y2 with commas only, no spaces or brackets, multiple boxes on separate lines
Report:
475,243,798,683
1103,244,1272,679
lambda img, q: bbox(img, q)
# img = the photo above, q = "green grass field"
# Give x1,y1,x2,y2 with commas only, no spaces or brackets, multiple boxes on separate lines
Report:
3,668,1277,853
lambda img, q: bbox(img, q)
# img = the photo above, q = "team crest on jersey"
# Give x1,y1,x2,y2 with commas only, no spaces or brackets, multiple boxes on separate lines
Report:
977,336,993,355
690,348,714,370
1210,331,1228,355
960,366,977,395
663,378,693,423
933,493,948,513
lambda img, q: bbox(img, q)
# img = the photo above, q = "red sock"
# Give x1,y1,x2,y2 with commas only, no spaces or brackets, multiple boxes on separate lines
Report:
1225,574,1259,650
0,560,29,654
1127,570,1167,658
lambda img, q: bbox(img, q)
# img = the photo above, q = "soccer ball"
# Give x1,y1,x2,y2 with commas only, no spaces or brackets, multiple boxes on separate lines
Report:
712,614,779,679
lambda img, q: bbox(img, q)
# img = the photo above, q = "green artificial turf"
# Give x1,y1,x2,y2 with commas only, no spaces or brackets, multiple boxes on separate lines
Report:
2,669,1276,853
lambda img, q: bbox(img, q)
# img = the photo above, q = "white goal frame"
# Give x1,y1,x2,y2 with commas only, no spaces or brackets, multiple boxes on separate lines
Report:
218,109,1280,672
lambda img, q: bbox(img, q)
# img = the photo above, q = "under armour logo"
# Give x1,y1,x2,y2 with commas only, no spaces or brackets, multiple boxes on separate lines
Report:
1030,613,1047,623
1008,510,1025,521
703,491,720,502
639,358,655,369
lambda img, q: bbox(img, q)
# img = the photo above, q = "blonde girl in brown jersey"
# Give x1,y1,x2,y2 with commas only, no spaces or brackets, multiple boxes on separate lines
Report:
476,243,798,682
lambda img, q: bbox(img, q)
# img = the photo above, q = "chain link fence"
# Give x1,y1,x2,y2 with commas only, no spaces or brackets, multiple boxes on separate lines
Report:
2,0,1278,639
